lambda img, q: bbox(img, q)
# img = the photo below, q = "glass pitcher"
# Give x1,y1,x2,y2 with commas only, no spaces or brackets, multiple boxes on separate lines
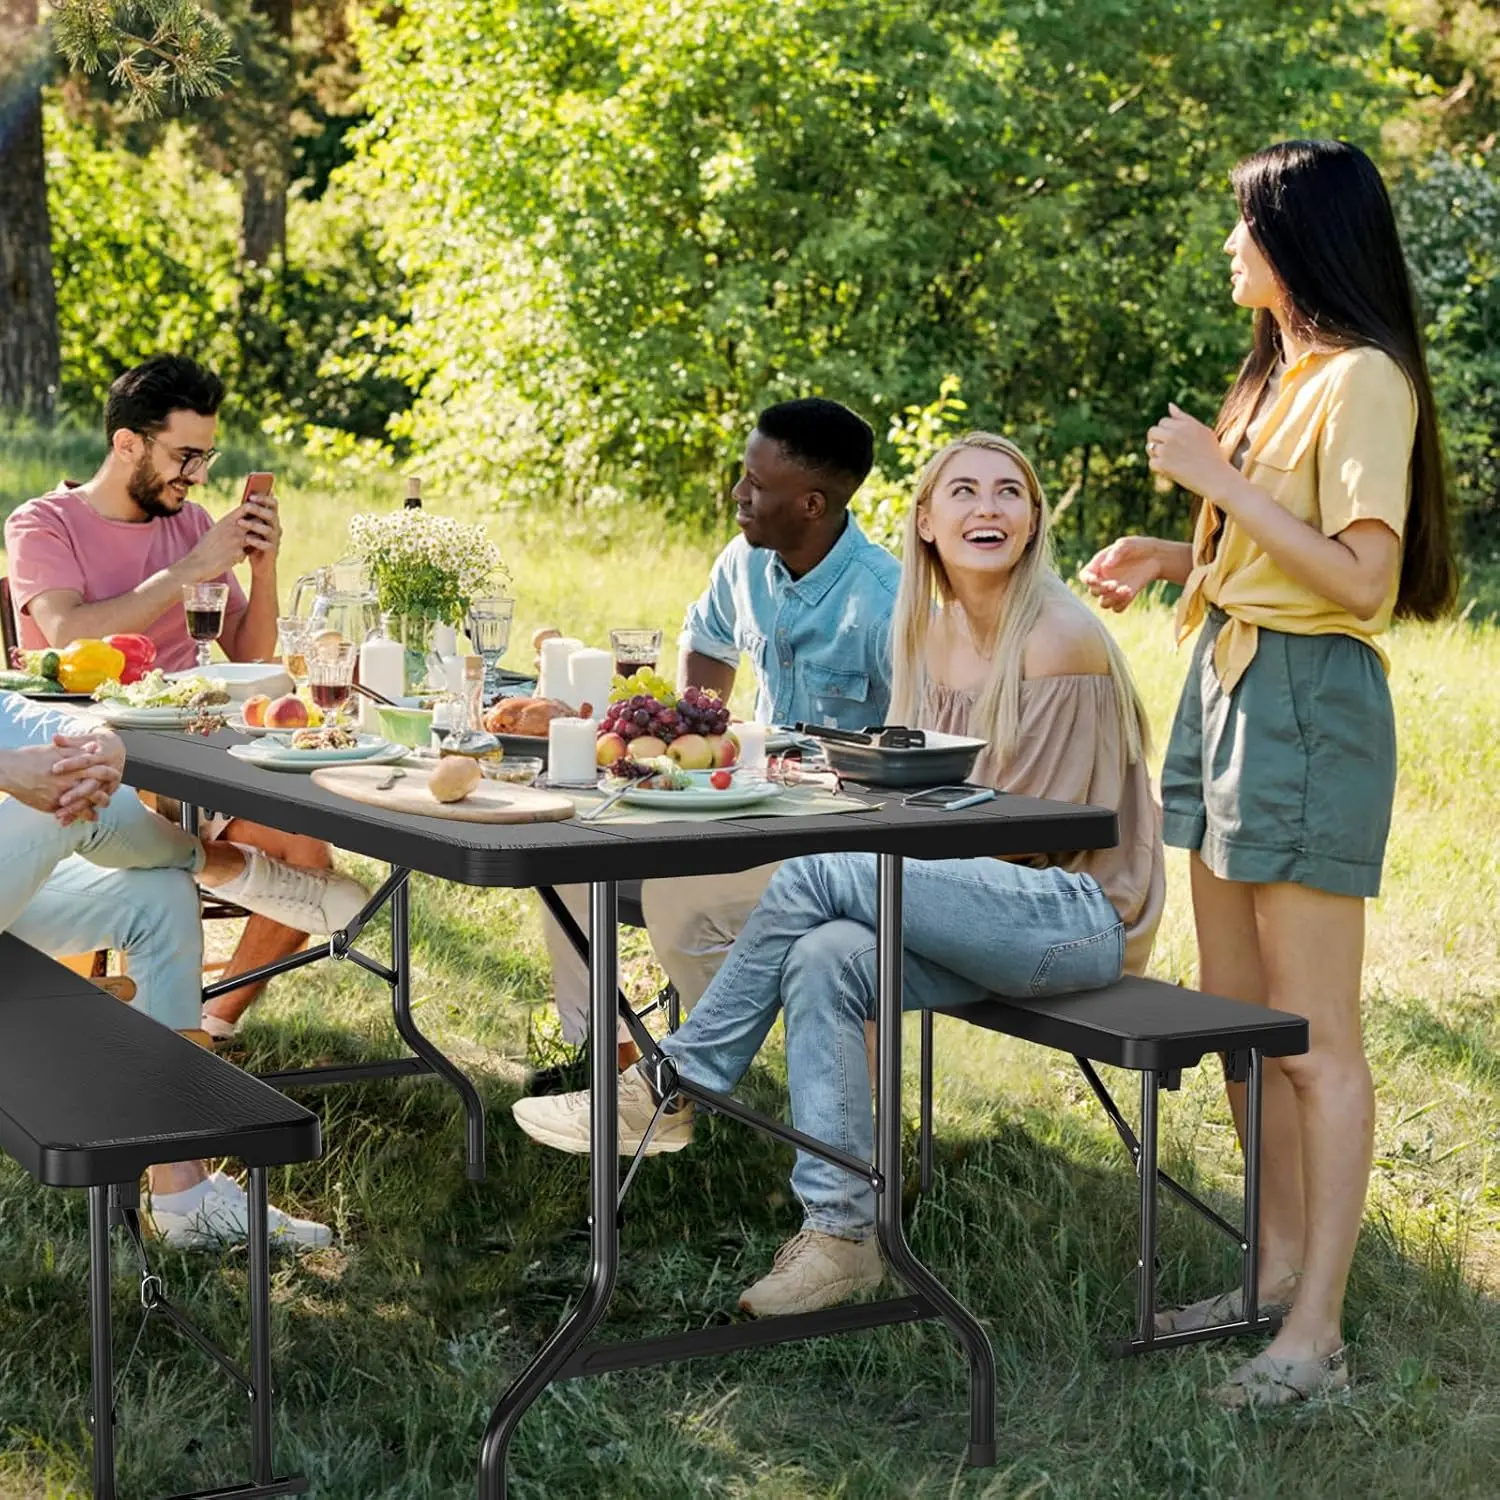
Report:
287,559,381,648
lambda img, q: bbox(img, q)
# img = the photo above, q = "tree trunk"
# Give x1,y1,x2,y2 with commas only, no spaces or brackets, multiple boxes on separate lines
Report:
0,0,60,418
240,0,295,265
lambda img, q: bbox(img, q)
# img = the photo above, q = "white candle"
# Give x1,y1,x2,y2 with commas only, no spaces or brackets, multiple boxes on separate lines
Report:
734,721,768,771
538,636,582,703
548,716,598,786
568,648,613,721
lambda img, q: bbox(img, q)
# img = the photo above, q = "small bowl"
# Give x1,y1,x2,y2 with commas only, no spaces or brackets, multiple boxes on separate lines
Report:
374,704,434,748
485,756,543,786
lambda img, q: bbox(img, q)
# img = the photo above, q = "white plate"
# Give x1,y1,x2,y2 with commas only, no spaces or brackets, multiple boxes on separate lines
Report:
95,702,203,728
225,715,273,737
228,734,401,769
164,664,292,702
616,771,784,811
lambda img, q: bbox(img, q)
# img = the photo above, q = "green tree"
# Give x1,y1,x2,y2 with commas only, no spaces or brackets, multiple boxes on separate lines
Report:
348,0,1399,535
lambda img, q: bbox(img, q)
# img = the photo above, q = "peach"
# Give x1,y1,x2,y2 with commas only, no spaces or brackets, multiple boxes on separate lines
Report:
630,735,668,760
242,694,271,728
667,733,713,771
595,731,627,766
264,693,310,729
705,733,738,768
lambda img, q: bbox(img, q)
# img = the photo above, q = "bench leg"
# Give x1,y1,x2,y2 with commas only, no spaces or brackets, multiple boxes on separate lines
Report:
87,1187,118,1500
247,1168,275,1485
1134,1071,1161,1346
1239,1048,1265,1339
918,1010,935,1195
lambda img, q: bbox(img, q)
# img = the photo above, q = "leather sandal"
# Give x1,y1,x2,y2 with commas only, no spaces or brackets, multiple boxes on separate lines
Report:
1155,1283,1294,1336
1211,1345,1349,1409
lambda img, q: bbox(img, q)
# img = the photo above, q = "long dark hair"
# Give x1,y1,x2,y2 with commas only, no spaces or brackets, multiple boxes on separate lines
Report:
1217,140,1458,620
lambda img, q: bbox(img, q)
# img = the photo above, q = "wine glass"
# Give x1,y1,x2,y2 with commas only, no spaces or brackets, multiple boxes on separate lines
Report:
307,641,357,727
609,627,662,681
467,596,516,702
182,582,230,671
277,615,309,692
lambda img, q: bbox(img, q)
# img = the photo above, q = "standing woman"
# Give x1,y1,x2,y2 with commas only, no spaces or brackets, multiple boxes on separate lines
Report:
1082,139,1458,1407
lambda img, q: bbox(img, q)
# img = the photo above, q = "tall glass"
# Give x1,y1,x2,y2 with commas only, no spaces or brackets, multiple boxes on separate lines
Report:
307,641,357,726
467,596,516,701
609,627,662,681
277,615,309,692
182,582,230,670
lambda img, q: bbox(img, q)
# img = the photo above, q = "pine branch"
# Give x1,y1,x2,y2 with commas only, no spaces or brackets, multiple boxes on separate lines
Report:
51,1,238,117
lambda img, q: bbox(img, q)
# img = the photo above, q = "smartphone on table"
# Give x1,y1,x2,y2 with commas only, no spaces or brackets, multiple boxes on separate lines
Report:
901,785,998,811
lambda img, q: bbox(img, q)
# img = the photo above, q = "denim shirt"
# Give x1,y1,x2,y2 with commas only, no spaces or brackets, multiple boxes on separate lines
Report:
678,514,901,730
0,691,85,751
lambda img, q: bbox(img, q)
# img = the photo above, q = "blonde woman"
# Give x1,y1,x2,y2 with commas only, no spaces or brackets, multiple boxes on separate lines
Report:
514,434,1164,1317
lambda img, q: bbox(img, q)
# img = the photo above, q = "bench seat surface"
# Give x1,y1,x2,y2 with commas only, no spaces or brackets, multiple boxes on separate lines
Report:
936,974,1308,1072
0,936,321,1187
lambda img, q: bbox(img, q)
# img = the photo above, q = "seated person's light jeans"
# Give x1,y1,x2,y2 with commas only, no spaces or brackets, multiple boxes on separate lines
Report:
0,788,206,1031
657,851,1125,1241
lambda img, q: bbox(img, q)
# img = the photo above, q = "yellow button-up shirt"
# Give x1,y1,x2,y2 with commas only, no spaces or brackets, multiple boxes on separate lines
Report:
1174,346,1416,692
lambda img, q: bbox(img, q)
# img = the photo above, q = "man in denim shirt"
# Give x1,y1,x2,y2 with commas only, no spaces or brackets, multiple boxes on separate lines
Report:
678,397,900,728
539,399,899,1084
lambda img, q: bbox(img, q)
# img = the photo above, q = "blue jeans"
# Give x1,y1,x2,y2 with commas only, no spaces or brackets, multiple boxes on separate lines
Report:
0,790,206,1031
658,853,1124,1238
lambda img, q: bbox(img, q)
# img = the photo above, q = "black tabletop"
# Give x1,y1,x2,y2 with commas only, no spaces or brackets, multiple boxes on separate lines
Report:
117,727,1119,889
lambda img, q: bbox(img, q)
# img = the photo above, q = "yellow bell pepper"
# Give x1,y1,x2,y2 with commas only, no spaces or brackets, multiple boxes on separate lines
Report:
56,639,127,693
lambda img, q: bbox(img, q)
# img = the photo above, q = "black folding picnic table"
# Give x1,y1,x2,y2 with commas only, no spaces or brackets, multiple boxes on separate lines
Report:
116,724,1118,1497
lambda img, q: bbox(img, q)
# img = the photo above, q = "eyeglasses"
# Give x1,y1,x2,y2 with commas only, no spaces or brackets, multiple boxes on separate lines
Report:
141,433,220,480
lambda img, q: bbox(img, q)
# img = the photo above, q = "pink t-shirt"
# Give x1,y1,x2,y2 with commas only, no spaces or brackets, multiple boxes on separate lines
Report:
4,482,248,672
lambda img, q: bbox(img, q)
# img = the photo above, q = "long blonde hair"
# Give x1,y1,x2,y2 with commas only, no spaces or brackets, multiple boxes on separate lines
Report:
888,432,1149,769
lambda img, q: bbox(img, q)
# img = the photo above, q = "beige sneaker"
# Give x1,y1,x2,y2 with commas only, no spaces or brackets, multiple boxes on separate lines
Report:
511,1063,694,1156
738,1229,884,1317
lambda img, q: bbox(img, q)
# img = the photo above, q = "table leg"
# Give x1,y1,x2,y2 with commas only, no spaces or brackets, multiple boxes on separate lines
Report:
478,880,620,1499
873,854,997,1468
88,1186,118,1500
388,875,488,1181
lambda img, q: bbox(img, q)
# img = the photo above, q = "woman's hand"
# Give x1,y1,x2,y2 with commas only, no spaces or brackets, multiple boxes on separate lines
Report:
1147,403,1236,503
1079,537,1163,613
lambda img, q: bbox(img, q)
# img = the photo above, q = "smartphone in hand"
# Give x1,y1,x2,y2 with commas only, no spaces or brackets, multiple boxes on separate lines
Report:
239,471,275,506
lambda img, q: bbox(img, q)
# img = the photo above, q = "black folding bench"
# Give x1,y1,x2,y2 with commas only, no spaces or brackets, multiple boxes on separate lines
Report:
925,976,1309,1351
0,934,322,1499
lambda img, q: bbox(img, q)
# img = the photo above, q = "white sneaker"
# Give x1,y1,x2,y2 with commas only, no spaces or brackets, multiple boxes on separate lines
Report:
209,845,368,935
150,1171,332,1251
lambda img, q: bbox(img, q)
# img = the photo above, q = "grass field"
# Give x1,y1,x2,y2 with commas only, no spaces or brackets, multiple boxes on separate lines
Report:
0,424,1496,1498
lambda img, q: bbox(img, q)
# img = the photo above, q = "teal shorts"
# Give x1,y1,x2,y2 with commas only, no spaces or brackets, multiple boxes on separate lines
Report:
1161,608,1397,899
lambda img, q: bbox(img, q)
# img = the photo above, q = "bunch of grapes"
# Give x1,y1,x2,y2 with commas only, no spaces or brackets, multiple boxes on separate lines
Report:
675,685,731,736
608,668,676,707
599,693,682,743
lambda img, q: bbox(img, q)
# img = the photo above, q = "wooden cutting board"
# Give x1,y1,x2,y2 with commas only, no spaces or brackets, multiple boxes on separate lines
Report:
310,764,577,823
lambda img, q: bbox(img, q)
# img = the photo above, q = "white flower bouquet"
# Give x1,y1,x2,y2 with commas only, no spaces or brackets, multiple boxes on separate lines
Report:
347,510,505,623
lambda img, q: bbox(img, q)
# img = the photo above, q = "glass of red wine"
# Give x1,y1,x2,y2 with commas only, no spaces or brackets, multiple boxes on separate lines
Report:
182,582,230,670
609,627,662,681
307,640,357,725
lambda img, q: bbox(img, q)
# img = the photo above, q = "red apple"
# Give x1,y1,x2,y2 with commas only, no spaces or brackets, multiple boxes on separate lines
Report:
705,733,738,768
242,694,271,728
667,733,713,771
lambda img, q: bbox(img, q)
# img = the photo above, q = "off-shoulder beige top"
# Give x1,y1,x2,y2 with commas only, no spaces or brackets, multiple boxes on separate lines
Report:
922,676,1166,976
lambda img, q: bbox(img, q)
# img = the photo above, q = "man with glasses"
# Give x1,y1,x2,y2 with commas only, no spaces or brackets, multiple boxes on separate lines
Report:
6,354,276,669
5,353,368,1042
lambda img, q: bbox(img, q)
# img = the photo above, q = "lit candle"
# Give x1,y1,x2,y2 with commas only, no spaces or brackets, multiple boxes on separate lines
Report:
568,648,613,721
734,721,768,771
548,716,598,786
538,636,582,703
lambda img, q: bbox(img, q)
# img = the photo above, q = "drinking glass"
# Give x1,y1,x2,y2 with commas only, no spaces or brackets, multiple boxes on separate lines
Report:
182,582,230,670
467,596,516,701
277,615,309,691
307,641,357,726
609,627,662,681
